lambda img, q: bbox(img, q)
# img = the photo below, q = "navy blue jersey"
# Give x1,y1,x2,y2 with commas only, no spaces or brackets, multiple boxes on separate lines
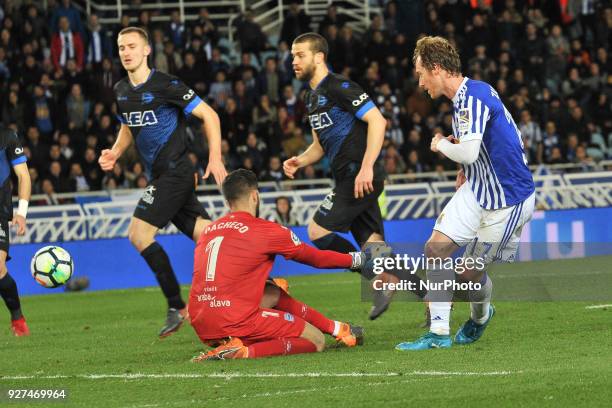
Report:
304,73,381,181
452,78,535,209
0,127,26,217
114,69,202,177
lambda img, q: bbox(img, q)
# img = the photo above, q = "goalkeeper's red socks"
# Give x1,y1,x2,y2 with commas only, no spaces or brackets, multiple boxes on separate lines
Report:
247,338,317,358
275,289,341,336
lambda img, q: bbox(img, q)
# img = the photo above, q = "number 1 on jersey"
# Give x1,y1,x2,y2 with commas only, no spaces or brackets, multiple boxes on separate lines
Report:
205,236,224,281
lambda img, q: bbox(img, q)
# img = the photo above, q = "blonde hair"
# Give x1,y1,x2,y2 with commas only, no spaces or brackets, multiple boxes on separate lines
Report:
413,36,461,75
118,27,149,44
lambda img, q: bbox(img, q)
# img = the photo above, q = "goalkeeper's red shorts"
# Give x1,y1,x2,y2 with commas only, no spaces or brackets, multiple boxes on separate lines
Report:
200,308,306,346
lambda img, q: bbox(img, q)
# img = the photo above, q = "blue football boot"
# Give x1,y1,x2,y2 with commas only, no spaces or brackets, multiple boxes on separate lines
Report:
395,332,452,351
454,304,496,345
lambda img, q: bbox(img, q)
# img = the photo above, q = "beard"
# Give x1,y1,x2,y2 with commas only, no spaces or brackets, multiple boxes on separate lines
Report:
296,63,315,82
255,196,261,218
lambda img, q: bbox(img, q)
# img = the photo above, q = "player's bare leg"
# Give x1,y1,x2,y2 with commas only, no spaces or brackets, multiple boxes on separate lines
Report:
262,283,364,347
128,217,188,337
0,251,29,336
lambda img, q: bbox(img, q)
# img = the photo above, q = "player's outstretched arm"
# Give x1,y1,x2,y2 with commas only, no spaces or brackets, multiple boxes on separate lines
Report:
12,162,31,236
283,131,324,179
191,101,227,186
99,124,133,171
355,108,386,199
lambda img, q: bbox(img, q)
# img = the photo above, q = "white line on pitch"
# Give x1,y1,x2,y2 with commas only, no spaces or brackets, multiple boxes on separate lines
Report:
123,377,451,408
0,371,518,381
584,304,612,309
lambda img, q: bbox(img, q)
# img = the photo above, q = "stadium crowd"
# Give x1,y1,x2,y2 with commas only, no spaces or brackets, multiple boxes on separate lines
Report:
0,0,610,196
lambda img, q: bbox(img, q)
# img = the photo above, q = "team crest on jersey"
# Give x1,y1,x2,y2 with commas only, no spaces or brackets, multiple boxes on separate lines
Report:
309,112,333,130
318,95,327,106
142,185,156,204
123,110,158,127
457,108,470,132
141,92,154,104
290,231,301,246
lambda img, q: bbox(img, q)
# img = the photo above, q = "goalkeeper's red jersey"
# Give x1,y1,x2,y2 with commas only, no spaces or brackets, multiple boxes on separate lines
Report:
189,211,352,340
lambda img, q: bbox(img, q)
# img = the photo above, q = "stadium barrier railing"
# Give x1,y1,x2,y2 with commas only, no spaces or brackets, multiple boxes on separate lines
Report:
10,170,612,244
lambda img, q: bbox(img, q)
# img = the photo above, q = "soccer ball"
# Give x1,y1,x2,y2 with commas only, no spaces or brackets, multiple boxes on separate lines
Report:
30,246,74,288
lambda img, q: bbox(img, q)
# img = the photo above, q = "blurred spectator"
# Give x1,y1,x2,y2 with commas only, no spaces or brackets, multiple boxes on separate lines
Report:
269,196,298,226
48,161,72,192
542,121,561,164
30,168,42,195
260,156,283,182
406,150,426,174
519,110,542,163
208,70,231,108
167,10,186,49
2,90,25,131
191,8,218,46
383,144,406,174
258,57,282,104
51,16,84,71
282,126,306,158
319,5,347,34
125,162,145,188
237,132,267,174
280,1,311,45
234,9,267,62
92,58,119,106
26,127,48,170
279,85,305,123
177,52,203,89
66,83,90,131
546,24,570,82
51,0,84,36
69,162,89,192
565,133,580,162
384,116,404,147
85,14,112,69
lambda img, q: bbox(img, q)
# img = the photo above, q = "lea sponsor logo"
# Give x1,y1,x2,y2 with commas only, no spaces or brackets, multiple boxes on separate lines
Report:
123,110,158,127
309,112,333,130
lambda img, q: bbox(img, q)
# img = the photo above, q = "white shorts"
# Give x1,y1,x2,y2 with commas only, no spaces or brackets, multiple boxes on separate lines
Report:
434,182,535,267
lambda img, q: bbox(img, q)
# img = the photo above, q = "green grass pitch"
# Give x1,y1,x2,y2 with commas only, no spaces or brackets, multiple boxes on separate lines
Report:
1,256,611,408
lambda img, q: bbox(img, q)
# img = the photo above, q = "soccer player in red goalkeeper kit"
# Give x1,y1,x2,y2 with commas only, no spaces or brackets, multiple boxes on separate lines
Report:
190,169,369,360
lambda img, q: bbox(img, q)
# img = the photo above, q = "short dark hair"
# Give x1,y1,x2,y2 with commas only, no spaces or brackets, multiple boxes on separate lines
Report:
118,26,149,44
222,169,259,205
293,32,328,59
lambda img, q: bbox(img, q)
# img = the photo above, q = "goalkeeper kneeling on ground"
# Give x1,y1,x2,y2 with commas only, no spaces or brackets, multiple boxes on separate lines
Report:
189,169,376,361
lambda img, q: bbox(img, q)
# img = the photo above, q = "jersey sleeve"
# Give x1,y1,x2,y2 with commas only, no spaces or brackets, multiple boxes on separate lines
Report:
265,223,304,259
455,91,492,142
6,130,26,166
163,77,203,116
265,222,353,269
327,77,376,121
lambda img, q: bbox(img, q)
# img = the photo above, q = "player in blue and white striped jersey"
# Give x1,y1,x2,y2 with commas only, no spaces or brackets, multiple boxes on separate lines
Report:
395,36,535,351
